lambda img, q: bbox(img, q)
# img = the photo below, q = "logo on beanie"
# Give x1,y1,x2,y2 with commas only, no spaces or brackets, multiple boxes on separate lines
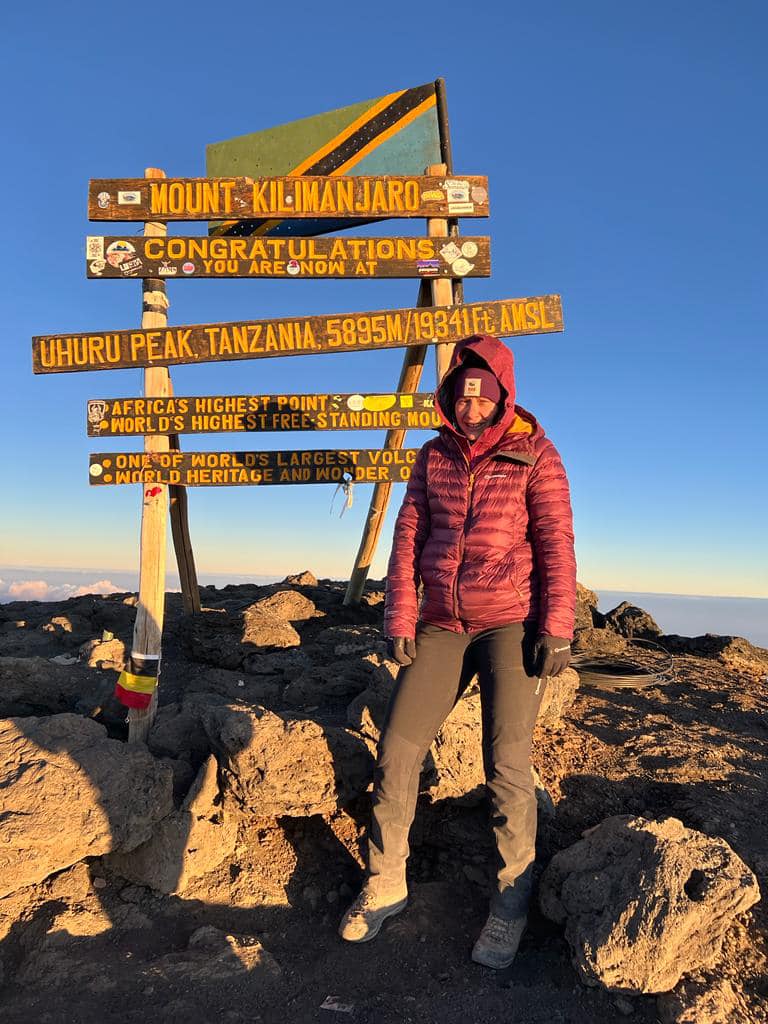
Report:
462,378,482,397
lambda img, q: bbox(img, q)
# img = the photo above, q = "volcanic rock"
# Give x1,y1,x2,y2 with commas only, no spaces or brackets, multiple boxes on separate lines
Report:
282,570,318,587
0,714,173,897
107,755,237,894
199,703,374,816
152,925,281,982
148,702,211,765
282,655,379,707
78,636,126,670
539,814,760,994
0,656,111,718
657,977,751,1024
575,584,599,631
42,613,91,638
250,588,317,622
604,602,661,639
312,623,386,656
422,694,484,804
186,605,300,669
241,604,301,647
536,668,580,730
661,633,768,675
572,628,629,656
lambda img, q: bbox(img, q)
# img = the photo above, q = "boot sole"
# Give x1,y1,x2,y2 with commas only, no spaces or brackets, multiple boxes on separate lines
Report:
471,947,517,969
339,897,408,943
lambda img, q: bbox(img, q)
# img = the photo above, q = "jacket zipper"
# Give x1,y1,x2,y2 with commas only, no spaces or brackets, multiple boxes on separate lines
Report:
453,461,475,628
449,448,530,626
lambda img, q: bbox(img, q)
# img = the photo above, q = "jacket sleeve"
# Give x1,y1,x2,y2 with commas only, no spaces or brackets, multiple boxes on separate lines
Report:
384,445,431,638
526,440,577,639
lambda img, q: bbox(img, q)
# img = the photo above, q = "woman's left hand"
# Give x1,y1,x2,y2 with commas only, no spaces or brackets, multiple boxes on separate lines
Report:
534,635,571,678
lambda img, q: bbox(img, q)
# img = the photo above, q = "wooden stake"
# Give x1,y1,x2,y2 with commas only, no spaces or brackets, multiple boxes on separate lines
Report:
427,162,456,383
168,379,201,615
343,164,462,605
343,280,431,606
127,167,171,743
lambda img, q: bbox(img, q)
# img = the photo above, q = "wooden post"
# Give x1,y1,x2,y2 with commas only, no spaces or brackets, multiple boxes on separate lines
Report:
127,167,171,743
428,161,455,383
434,80,464,370
168,379,201,615
343,280,431,605
343,161,460,605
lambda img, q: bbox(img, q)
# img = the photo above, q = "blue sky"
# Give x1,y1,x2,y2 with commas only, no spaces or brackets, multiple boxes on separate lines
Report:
1,1,766,599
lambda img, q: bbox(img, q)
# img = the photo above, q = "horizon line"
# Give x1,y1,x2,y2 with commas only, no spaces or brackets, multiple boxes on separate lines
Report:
0,563,766,603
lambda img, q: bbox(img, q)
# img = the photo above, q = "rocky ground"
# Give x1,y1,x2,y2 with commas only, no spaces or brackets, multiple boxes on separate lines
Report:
0,576,766,1024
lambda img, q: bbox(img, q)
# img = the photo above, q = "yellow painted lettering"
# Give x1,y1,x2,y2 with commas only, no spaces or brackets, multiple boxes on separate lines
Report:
150,182,168,214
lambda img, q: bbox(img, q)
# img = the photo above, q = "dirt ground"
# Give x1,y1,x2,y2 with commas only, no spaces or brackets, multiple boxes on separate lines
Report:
0,585,766,1024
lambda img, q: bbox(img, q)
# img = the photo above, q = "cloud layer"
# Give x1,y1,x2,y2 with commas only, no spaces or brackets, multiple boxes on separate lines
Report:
0,578,123,603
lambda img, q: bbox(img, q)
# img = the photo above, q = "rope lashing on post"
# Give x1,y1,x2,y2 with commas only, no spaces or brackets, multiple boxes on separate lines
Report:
330,475,355,517
142,290,170,316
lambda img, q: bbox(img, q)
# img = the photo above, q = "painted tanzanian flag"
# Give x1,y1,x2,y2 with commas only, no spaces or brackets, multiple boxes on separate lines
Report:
206,82,442,238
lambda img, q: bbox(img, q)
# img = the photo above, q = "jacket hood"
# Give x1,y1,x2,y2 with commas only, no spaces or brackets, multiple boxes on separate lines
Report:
435,334,526,455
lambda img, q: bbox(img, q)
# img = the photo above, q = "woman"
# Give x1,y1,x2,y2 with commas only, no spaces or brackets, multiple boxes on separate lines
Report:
339,333,576,969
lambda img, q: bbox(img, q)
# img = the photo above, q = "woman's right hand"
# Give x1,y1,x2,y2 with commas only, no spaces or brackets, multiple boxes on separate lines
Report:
387,637,417,666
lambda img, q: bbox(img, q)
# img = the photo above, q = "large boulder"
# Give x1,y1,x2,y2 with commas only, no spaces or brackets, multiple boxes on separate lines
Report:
422,694,484,804
186,605,300,669
249,589,317,622
575,583,599,631
0,715,173,897
241,647,311,679
347,664,572,807
107,755,237,893
148,701,211,765
282,570,318,587
536,668,580,730
0,656,112,717
572,628,629,656
661,634,768,676
539,815,760,994
312,624,386,657
657,977,751,1024
241,605,301,648
604,602,661,639
282,655,380,707
200,703,374,816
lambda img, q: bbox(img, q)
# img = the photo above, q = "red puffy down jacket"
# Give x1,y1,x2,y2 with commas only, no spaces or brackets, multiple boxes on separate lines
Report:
384,334,576,639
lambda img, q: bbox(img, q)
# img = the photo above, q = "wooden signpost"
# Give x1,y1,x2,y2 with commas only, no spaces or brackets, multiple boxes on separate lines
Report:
89,448,418,487
87,393,440,436
88,174,490,222
32,78,566,742
85,234,491,280
33,296,563,374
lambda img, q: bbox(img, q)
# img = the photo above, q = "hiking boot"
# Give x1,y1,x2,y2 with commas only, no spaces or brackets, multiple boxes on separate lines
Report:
338,880,408,943
471,913,527,969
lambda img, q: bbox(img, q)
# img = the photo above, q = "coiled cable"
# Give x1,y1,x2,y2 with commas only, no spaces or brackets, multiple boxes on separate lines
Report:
571,637,675,690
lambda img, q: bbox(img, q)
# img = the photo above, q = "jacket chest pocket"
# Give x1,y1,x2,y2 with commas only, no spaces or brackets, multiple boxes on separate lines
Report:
480,461,531,499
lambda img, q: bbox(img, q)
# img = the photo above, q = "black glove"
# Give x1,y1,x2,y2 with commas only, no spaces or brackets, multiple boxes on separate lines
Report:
387,636,417,666
534,635,571,678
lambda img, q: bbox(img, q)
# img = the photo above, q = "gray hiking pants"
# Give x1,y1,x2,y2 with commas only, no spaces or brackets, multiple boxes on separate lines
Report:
368,621,544,919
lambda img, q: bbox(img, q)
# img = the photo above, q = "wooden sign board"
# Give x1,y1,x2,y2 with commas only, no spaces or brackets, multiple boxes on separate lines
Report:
33,296,563,375
89,448,418,487
88,176,490,222
87,393,441,437
85,235,490,280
